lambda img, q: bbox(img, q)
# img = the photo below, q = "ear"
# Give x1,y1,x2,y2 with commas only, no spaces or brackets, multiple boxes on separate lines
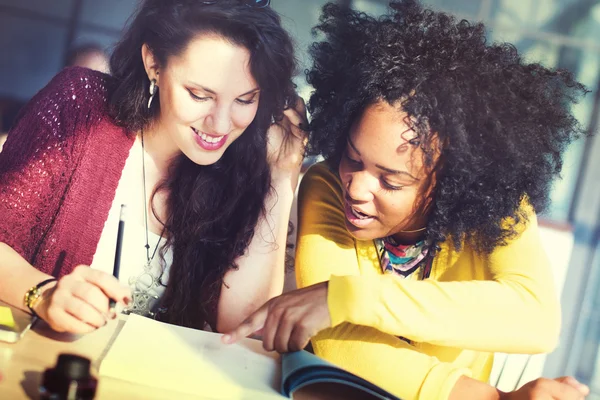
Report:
141,43,160,83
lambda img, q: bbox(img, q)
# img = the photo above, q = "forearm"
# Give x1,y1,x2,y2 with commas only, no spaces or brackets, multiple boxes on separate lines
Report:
216,175,296,331
260,175,297,296
0,242,54,312
244,176,295,297
329,275,560,353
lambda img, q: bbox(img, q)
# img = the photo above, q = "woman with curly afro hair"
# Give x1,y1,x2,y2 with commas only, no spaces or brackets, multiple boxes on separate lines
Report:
225,1,590,399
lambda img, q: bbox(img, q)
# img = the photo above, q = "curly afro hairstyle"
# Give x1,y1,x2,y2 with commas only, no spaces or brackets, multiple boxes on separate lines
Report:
306,0,588,254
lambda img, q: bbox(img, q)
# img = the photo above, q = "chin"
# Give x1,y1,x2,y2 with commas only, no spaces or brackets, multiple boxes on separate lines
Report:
183,147,227,166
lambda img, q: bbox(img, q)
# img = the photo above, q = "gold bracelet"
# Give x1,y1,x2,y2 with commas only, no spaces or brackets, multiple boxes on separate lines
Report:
24,278,57,316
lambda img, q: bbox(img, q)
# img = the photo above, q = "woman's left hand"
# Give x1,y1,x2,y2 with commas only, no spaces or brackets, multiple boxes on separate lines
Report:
267,96,308,189
222,282,331,353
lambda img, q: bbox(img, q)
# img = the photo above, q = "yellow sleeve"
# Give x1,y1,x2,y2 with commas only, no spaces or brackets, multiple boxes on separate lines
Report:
310,324,472,400
297,163,560,355
327,209,560,354
295,162,359,285
295,163,472,400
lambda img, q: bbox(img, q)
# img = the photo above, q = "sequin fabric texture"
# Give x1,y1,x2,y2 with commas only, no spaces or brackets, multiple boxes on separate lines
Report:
0,67,133,277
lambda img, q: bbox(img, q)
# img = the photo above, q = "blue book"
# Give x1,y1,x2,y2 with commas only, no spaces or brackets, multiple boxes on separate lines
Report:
281,350,402,399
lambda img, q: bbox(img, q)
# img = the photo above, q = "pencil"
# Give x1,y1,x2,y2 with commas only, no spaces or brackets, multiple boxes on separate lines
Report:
109,204,126,311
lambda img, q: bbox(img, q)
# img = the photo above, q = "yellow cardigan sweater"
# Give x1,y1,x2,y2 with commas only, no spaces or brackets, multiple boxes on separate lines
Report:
295,162,561,400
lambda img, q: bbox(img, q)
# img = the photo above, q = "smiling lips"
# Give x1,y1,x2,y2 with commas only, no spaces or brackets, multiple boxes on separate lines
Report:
191,127,228,151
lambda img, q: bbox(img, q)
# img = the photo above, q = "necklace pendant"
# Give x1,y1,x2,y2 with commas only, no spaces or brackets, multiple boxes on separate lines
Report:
123,289,160,318
124,262,162,318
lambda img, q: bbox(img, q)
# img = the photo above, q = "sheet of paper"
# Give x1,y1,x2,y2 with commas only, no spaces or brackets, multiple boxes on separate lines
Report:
99,314,286,399
0,306,15,328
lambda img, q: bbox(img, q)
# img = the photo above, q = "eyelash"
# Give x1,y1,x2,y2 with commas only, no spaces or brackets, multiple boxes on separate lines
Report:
236,98,256,105
187,90,210,102
187,89,256,105
343,152,404,192
381,180,404,192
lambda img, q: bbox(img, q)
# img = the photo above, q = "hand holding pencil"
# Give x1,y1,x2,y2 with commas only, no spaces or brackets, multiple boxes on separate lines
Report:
32,205,131,334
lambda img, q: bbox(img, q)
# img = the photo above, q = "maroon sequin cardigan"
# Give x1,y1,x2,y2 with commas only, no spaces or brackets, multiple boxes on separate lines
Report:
0,67,135,278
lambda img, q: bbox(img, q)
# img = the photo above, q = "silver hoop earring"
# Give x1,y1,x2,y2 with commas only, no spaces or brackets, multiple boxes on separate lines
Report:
147,79,158,109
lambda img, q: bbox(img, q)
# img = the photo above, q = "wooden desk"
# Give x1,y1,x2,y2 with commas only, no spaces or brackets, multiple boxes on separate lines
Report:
0,317,362,400
0,316,207,399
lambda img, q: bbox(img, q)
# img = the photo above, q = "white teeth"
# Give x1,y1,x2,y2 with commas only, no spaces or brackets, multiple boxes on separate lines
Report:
193,128,223,144
351,207,370,220
200,132,221,143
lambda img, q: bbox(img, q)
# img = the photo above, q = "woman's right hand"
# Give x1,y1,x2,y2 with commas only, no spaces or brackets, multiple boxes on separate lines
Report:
501,376,589,400
33,265,132,334
267,95,309,190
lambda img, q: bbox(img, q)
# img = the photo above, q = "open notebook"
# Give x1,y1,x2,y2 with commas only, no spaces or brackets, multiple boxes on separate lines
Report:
99,314,400,399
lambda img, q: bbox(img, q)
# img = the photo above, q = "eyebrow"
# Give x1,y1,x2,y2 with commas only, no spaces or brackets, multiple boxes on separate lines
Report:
348,138,420,181
188,82,260,97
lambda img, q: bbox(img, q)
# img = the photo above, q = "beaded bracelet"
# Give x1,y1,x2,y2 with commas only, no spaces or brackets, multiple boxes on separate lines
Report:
24,278,57,317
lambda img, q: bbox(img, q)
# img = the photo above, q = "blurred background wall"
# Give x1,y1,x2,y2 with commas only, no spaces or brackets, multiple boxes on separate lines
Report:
0,0,598,396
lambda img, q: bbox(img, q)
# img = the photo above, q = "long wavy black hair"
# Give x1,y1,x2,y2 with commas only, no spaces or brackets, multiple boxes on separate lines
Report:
109,0,296,330
307,0,588,254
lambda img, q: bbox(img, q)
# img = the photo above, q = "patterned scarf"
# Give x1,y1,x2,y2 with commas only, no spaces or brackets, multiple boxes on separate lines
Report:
375,236,432,280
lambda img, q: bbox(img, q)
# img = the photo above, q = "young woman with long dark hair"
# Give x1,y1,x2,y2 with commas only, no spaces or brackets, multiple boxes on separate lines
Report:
0,0,305,334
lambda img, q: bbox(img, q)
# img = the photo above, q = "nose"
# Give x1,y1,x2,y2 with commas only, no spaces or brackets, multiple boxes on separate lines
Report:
206,103,232,135
345,171,375,203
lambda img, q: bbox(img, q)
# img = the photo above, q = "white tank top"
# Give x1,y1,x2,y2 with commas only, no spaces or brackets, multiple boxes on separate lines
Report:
91,137,172,317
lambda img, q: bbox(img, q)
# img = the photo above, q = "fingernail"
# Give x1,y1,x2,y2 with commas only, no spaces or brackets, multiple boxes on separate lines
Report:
115,302,125,316
222,334,231,343
108,302,120,319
